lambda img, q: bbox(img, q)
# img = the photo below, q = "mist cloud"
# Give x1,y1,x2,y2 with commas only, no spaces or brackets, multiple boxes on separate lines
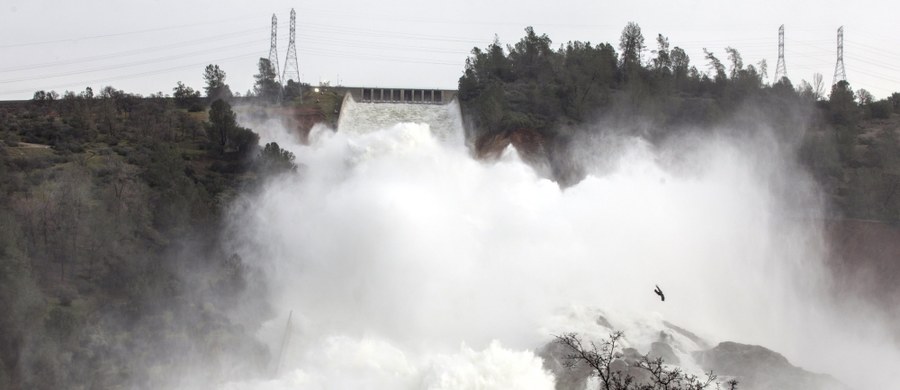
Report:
222,106,899,389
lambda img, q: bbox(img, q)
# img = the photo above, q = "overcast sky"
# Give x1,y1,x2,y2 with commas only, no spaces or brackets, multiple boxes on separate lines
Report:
2,0,899,100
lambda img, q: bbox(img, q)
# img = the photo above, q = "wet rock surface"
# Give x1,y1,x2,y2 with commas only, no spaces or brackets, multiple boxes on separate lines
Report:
693,341,849,390
649,341,679,365
537,340,593,390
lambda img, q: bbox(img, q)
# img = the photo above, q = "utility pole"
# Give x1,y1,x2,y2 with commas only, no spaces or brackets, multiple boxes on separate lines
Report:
774,24,788,83
269,14,283,102
283,8,302,104
833,26,847,85
269,14,283,86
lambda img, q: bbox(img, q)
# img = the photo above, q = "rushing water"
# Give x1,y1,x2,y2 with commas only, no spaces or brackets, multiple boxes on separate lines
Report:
225,99,900,389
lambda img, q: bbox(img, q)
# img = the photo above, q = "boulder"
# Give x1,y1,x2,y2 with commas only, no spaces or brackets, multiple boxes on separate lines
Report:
649,341,680,365
537,340,593,390
693,341,849,390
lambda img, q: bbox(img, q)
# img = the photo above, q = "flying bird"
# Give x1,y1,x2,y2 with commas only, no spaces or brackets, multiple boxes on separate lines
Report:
654,285,665,301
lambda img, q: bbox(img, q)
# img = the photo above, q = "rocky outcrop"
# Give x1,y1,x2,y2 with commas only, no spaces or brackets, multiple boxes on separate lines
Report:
649,341,679,365
692,342,849,390
542,308,849,390
538,341,653,390
537,340,593,390
662,320,711,350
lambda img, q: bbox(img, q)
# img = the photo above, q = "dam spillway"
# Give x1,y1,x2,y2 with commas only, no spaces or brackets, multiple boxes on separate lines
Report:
336,92,464,143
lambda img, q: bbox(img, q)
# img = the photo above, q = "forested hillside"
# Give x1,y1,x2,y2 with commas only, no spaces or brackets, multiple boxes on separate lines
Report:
459,25,900,222
0,81,298,388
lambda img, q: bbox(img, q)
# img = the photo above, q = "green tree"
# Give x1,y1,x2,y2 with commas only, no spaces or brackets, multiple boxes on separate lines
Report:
670,46,691,90
206,99,259,158
651,34,671,74
230,126,260,158
856,88,874,106
772,76,794,96
31,90,59,106
702,49,727,85
725,47,743,79
283,80,303,102
207,99,238,154
671,47,689,75
890,92,900,113
756,60,768,83
618,22,645,77
829,80,858,126
811,73,825,100
829,80,859,162
259,142,296,173
797,80,816,100
254,58,282,104
172,81,202,111
203,64,233,103
559,41,617,119
508,27,554,81
868,99,892,119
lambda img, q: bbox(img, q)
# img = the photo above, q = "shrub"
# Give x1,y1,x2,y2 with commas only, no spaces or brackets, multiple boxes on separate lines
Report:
868,100,892,119
555,332,734,390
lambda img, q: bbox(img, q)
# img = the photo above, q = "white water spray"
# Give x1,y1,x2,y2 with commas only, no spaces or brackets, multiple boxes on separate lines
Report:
224,103,899,389
337,94,465,145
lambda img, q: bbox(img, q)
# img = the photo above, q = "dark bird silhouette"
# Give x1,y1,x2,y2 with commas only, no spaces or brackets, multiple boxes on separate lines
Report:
654,285,665,301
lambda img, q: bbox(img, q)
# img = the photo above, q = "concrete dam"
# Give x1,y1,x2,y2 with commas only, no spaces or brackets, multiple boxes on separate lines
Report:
336,86,463,143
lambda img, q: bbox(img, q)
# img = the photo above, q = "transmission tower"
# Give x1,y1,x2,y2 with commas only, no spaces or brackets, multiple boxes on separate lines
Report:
283,8,302,103
269,14,283,86
773,24,787,83
833,26,847,85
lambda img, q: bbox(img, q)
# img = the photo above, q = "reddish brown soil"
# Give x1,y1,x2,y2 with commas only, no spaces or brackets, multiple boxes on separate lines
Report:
277,106,327,144
474,128,546,160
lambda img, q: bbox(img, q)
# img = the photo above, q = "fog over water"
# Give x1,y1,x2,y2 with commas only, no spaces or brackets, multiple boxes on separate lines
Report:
224,102,900,389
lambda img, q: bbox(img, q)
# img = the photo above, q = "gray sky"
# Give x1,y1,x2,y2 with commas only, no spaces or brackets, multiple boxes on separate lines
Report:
2,0,899,100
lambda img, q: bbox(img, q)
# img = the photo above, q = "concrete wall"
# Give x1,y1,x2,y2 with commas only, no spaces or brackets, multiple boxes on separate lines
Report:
337,87,457,104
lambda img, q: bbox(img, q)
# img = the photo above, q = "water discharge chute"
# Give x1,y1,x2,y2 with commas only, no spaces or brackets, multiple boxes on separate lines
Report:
337,93,464,145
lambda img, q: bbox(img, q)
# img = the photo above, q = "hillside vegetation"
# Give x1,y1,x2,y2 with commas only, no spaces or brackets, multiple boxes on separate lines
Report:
0,83,301,388
459,25,900,222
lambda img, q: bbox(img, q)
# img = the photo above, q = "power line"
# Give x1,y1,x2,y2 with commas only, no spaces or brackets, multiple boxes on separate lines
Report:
0,15,265,49
0,27,267,73
301,48,460,66
850,67,900,85
0,39,265,84
298,35,469,56
846,39,900,62
301,22,485,44
2,52,259,96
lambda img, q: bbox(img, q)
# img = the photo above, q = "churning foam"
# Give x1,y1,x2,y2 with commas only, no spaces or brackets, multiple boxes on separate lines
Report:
223,114,899,389
337,94,464,144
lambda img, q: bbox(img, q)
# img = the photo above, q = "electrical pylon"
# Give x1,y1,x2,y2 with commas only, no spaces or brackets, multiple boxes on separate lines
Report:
283,8,302,103
269,14,283,87
773,25,787,83
833,26,847,85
